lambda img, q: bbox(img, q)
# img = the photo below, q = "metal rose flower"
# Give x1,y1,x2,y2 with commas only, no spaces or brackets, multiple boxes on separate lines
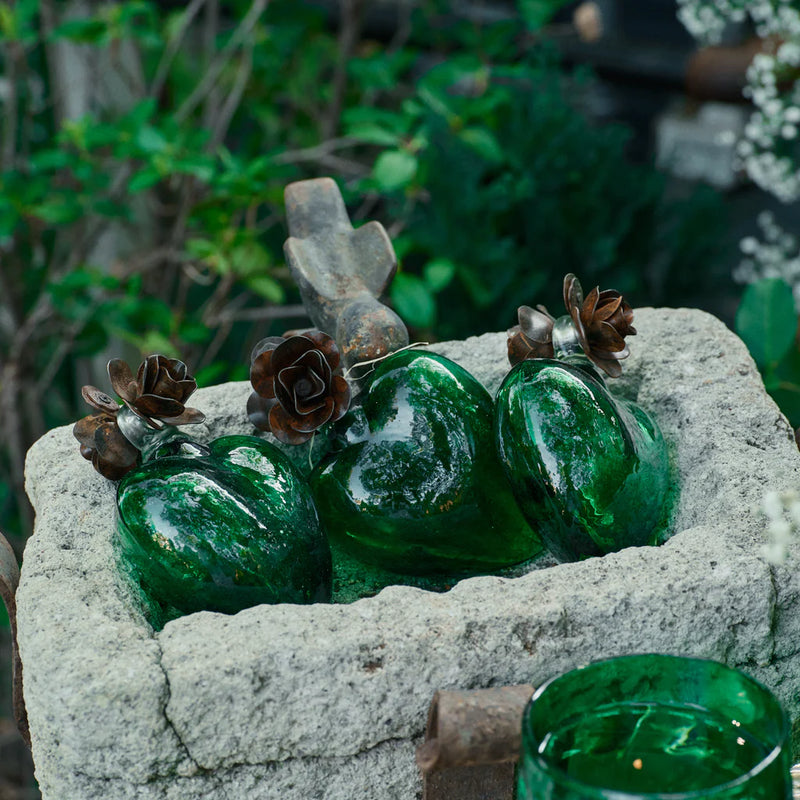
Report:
507,274,636,377
247,330,351,445
73,386,139,480
507,304,555,366
108,355,205,429
564,273,636,378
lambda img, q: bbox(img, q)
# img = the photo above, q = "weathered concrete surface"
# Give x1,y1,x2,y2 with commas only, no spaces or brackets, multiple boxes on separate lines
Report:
17,308,800,799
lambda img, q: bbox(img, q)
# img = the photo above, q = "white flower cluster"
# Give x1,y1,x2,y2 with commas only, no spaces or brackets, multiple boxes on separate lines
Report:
739,42,800,201
678,1,800,201
734,210,800,305
761,488,800,563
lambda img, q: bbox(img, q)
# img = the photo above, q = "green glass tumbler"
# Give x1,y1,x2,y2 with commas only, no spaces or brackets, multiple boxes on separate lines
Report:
517,654,791,800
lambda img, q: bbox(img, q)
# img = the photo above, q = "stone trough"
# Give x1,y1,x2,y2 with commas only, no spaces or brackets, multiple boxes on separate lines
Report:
17,308,800,799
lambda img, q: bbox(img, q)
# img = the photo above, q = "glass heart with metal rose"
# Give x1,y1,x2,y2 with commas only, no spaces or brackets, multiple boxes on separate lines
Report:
73,354,332,627
495,274,674,563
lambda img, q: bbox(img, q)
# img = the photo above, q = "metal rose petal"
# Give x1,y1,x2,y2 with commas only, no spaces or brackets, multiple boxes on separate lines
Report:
580,286,602,326
594,358,623,378
164,357,188,381
81,385,119,415
292,372,327,415
300,329,341,371
274,365,302,411
593,320,627,352
563,273,583,313
593,293,623,322
79,445,93,461
73,414,104,449
247,392,276,431
250,336,285,365
251,349,278,399
92,451,137,481
268,403,314,445
272,335,317,373
134,394,185,418
517,305,554,343
290,396,336,433
108,359,138,403
167,407,206,425
295,348,331,383
137,355,160,395
330,375,351,422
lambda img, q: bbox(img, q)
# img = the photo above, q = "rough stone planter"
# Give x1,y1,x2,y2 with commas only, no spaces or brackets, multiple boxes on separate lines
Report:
18,308,800,799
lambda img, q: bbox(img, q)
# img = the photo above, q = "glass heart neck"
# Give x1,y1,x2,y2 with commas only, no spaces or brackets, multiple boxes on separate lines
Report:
116,407,207,462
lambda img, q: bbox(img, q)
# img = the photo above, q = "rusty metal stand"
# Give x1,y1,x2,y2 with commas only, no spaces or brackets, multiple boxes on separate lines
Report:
417,685,534,800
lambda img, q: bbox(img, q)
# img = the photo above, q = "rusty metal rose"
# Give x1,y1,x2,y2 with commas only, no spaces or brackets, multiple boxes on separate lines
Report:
74,356,205,479
564,273,636,378
73,387,139,480
108,355,205,429
507,305,556,365
507,274,636,378
247,330,351,445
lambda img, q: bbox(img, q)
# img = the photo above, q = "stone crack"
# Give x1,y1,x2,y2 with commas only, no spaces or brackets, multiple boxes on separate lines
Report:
153,635,205,777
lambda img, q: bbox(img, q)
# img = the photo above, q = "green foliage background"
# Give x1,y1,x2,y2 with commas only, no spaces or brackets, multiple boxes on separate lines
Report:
0,0,732,547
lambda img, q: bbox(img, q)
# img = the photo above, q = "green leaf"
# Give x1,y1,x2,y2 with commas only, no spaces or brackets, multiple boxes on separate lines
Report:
458,128,504,164
423,258,456,292
245,275,285,304
735,279,797,370
517,0,573,31
30,201,81,224
391,272,436,328
373,150,417,192
128,168,161,193
51,17,109,44
347,123,402,147
134,125,169,155
0,3,16,39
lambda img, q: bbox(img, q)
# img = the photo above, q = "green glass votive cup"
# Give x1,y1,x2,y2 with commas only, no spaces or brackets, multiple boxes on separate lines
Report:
517,654,792,800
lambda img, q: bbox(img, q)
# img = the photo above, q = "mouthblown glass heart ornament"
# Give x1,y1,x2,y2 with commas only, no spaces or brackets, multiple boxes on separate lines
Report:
310,349,542,576
496,275,673,562
74,356,332,624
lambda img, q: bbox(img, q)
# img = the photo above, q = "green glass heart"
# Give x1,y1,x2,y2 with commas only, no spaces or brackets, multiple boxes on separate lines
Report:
117,434,332,620
495,358,672,562
311,350,541,575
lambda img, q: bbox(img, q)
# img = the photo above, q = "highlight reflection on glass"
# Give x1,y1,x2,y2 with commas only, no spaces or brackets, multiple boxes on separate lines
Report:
517,654,791,800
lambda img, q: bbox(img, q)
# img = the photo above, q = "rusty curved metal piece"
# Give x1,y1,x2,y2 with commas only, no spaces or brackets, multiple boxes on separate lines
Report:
283,177,409,374
416,684,534,800
0,530,29,747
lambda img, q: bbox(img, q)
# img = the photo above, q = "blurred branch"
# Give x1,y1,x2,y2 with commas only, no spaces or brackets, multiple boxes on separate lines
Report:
209,41,254,149
175,0,269,124
207,303,308,325
202,0,221,130
150,0,208,100
1,43,21,170
274,137,357,164
322,0,366,140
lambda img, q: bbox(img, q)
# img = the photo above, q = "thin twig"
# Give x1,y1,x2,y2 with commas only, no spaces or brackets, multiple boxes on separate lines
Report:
322,0,366,140
274,136,357,164
149,0,208,100
206,303,308,325
175,0,269,123
201,0,221,131
209,41,254,149
1,42,20,171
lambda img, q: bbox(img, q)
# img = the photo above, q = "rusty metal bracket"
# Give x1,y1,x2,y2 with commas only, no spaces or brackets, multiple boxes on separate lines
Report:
416,685,534,800
0,531,29,747
283,177,409,374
